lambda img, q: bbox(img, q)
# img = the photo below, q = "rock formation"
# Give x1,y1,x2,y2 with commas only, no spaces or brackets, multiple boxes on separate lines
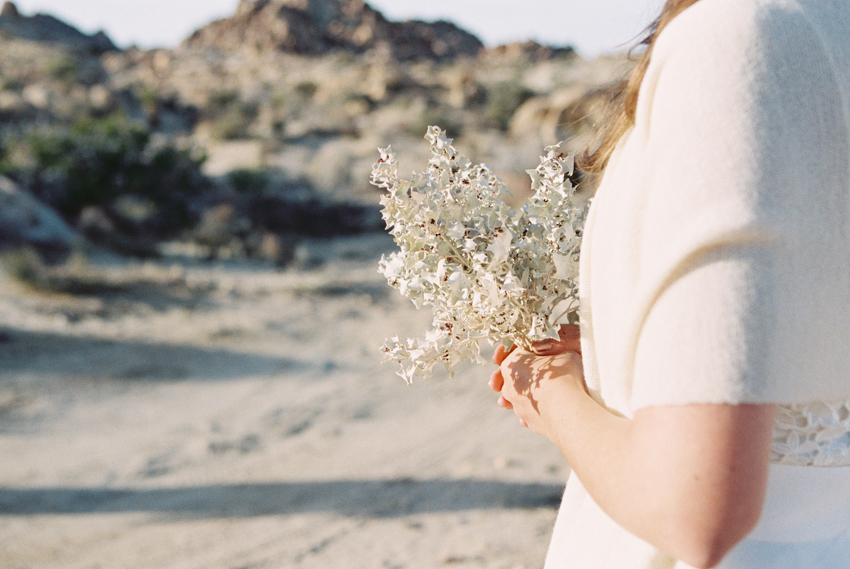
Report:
0,177,81,263
0,1,116,54
483,40,575,62
1,1,19,17
183,0,483,60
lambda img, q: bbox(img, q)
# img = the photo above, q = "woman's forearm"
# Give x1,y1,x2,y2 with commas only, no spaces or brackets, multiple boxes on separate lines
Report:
498,350,775,568
541,384,775,568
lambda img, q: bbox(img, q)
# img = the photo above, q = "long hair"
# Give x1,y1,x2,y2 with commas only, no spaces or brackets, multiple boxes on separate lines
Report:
580,0,702,173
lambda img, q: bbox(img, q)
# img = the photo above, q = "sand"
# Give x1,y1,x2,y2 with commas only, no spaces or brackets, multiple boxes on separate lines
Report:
0,233,568,569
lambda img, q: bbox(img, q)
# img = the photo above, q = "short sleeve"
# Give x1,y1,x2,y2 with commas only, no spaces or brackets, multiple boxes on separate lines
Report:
625,0,850,410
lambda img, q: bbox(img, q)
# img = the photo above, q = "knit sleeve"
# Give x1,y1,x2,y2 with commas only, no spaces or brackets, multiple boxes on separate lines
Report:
625,1,850,410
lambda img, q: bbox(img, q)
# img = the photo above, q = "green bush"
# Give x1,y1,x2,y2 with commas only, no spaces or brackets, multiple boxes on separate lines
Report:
294,81,319,100
0,113,212,236
271,84,316,117
48,53,84,83
208,89,240,111
227,168,272,194
0,78,24,92
131,82,159,115
484,81,536,131
405,104,464,139
206,90,259,140
0,248,50,290
208,103,259,140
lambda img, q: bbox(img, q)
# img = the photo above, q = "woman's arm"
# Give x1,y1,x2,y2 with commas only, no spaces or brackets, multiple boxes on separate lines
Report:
490,341,776,569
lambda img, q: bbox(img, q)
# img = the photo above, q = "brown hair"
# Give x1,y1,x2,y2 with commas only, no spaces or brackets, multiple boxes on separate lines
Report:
580,0,702,173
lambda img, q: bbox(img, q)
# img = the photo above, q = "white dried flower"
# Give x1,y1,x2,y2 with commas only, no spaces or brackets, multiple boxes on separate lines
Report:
374,126,587,383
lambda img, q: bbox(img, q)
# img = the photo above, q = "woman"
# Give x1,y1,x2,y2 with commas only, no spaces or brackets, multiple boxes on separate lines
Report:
490,0,850,567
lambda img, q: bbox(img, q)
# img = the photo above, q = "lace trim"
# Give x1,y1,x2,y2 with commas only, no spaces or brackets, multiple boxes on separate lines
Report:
772,400,850,466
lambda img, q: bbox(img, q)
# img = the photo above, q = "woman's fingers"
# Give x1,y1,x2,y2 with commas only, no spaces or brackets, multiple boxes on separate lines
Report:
492,343,517,365
531,324,581,355
492,344,505,364
496,326,581,362
494,369,517,412
489,368,504,392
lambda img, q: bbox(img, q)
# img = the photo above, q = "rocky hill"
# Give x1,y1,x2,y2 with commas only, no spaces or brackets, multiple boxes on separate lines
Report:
0,0,632,266
185,0,483,60
0,1,115,54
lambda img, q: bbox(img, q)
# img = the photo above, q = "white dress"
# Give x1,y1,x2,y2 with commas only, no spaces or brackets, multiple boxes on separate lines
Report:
544,0,850,567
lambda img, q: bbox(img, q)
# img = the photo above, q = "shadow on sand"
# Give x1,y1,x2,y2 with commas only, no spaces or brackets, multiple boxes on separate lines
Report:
0,478,564,518
0,328,301,381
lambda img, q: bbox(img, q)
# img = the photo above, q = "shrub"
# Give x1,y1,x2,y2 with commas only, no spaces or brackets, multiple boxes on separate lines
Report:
0,78,24,92
0,113,212,237
227,168,272,194
405,103,464,139
208,89,240,111
0,247,50,289
484,81,536,131
131,82,159,115
48,53,84,83
294,81,319,100
208,103,259,140
272,83,318,116
206,90,259,140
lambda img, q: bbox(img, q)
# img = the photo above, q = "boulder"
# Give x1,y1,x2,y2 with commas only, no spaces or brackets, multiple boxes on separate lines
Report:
202,141,266,176
192,203,249,250
0,176,81,263
246,230,295,266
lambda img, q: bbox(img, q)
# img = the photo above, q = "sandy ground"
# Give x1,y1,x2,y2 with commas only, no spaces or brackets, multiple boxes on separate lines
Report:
0,233,568,569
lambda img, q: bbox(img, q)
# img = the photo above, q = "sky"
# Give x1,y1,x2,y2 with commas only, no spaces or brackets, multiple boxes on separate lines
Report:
12,0,663,58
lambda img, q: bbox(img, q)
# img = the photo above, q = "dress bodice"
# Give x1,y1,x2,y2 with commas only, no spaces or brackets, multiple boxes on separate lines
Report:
773,401,850,466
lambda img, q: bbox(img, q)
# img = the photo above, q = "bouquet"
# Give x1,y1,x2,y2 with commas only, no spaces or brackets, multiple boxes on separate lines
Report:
372,126,586,383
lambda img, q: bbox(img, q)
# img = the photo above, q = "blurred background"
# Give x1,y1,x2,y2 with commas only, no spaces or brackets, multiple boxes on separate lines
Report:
0,1,650,567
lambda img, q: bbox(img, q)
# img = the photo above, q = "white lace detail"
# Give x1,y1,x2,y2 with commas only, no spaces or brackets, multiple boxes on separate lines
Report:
772,400,850,466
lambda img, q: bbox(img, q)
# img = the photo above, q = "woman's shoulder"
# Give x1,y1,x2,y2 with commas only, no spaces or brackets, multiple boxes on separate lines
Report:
654,0,824,65
641,0,844,114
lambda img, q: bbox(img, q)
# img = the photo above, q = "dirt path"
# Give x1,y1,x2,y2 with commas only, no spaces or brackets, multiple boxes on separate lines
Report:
0,234,567,569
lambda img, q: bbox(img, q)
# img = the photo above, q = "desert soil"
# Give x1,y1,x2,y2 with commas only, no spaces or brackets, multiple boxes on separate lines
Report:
0,233,568,569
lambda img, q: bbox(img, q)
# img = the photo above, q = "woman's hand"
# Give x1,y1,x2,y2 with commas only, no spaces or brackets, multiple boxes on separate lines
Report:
489,325,585,440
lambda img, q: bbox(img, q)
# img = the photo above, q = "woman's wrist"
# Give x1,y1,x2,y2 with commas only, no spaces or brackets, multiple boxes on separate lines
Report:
537,368,595,450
